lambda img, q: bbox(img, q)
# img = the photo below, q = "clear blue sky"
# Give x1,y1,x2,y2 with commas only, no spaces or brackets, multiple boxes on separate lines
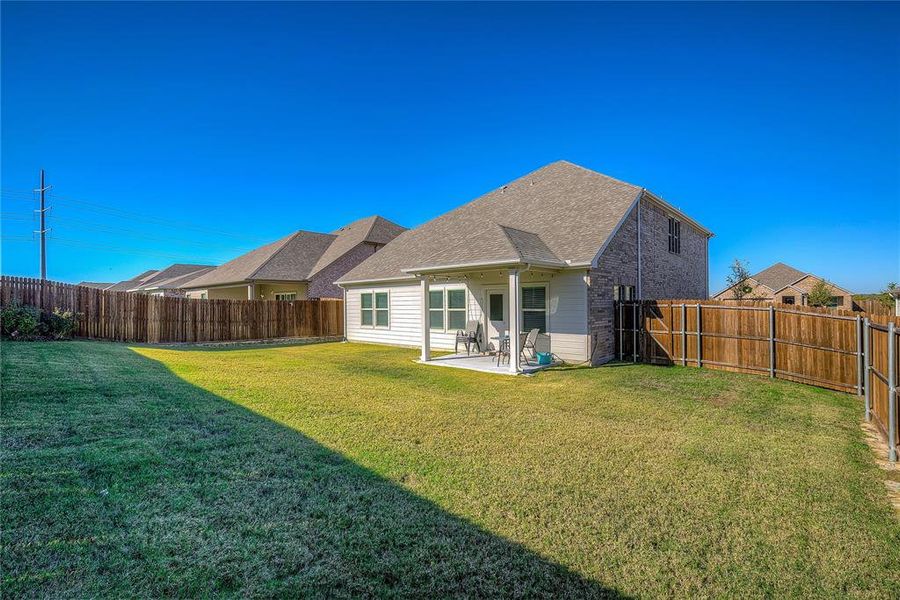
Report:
2,2,898,292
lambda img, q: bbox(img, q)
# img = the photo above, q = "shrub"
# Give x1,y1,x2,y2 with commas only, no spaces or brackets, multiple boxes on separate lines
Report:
43,308,80,339
1,302,42,339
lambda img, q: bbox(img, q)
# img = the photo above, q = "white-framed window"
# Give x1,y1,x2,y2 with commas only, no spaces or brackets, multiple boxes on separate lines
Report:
274,292,297,301
521,285,547,333
668,217,681,254
428,288,467,332
429,290,444,330
361,291,389,328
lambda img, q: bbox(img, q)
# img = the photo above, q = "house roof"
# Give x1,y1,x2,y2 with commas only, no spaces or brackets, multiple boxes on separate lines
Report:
309,216,407,276
338,160,709,283
77,281,114,290
106,269,160,292
183,215,405,289
750,262,808,292
131,264,216,291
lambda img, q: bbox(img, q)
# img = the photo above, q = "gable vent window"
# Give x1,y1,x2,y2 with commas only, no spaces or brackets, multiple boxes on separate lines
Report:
668,217,681,255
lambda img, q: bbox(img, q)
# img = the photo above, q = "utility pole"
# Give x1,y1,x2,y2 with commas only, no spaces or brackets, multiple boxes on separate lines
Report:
34,169,51,279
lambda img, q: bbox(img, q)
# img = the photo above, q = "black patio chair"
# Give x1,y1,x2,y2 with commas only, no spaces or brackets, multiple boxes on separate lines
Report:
455,320,483,355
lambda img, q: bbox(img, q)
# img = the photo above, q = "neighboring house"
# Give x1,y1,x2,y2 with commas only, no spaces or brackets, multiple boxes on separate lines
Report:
105,269,161,292
181,215,406,300
336,160,713,371
892,289,900,316
77,281,114,290
712,262,854,308
127,264,216,296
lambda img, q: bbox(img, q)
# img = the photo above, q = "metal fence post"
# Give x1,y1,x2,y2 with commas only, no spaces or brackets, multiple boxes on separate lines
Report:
618,302,623,361
856,315,863,396
681,303,687,366
769,306,776,378
632,303,638,363
888,321,897,462
863,318,870,421
696,303,702,368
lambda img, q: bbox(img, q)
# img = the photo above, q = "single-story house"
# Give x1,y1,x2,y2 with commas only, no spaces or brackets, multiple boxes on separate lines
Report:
891,289,900,316
104,269,162,292
712,262,854,308
77,281,115,290
182,215,406,300
336,160,713,372
127,264,216,296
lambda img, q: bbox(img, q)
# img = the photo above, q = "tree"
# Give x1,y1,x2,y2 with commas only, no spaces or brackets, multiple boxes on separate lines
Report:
726,259,754,300
881,282,899,310
807,279,834,307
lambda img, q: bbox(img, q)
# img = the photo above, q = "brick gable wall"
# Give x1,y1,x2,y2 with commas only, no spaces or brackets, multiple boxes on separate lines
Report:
588,195,708,365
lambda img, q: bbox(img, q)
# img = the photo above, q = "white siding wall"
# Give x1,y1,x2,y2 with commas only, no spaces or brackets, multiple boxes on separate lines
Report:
546,270,589,362
345,281,481,351
344,270,590,362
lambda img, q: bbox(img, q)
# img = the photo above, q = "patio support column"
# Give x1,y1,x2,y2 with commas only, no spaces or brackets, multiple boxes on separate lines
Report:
247,284,255,300
420,277,431,362
509,270,521,374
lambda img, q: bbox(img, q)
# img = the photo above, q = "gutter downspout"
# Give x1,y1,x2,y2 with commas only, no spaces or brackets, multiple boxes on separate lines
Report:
343,287,348,342
637,193,643,300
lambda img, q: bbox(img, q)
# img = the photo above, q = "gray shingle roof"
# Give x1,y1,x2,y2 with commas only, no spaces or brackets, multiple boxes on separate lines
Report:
751,263,808,291
77,281,114,290
338,161,646,283
498,225,564,266
131,264,216,291
136,264,217,290
106,269,160,292
310,216,407,276
183,216,405,289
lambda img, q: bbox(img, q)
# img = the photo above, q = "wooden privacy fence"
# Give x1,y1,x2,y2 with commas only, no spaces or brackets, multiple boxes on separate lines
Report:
854,298,895,316
1,276,344,344
616,299,899,462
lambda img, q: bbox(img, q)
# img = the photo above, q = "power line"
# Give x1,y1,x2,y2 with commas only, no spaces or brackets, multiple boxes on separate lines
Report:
45,236,226,262
48,215,256,251
48,192,264,241
0,212,35,221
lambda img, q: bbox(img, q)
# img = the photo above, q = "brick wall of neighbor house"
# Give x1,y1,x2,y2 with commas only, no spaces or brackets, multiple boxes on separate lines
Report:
713,278,774,302
588,196,708,365
308,242,382,299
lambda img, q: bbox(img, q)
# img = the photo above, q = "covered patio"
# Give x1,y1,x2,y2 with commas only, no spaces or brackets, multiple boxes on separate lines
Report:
420,352,555,375
411,260,563,375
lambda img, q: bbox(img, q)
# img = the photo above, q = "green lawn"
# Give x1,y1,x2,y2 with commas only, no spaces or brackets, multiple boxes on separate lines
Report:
2,341,898,598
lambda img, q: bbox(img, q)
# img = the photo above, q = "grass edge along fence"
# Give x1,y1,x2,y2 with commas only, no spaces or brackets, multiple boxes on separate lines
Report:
1,276,343,344
615,299,899,462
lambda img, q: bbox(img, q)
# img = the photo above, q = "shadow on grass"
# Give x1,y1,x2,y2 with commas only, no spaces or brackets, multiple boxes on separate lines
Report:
2,343,625,598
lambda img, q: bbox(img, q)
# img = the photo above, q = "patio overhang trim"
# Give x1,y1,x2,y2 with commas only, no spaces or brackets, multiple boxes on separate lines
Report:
336,274,419,288
402,259,566,277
